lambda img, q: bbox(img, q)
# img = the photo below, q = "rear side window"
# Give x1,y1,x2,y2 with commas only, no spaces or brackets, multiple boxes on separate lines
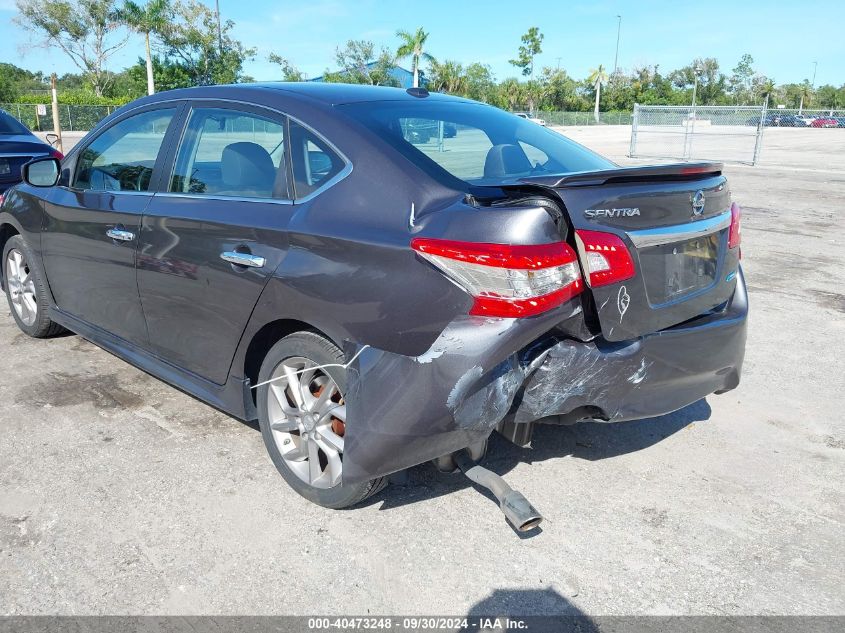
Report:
170,107,287,199
73,108,175,192
288,120,345,198
339,101,613,188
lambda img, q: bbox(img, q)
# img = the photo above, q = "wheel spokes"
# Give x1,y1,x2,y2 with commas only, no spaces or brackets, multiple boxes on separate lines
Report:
282,364,305,408
316,426,344,453
316,438,343,486
307,439,322,484
270,418,298,432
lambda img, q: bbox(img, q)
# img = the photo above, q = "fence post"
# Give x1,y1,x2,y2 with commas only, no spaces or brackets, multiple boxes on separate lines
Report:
50,73,63,154
628,103,639,157
752,104,767,165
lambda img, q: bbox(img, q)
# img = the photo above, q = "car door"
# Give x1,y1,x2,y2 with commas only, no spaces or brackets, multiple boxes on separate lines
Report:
137,102,302,385
41,105,182,346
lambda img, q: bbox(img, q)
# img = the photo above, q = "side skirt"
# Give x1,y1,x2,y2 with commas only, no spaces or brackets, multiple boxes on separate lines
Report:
49,306,258,423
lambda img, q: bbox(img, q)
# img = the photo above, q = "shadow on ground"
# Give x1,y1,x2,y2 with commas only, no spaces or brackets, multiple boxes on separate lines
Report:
368,399,712,514
460,588,597,631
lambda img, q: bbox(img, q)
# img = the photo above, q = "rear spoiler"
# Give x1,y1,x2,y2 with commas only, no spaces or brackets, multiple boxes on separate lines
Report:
519,162,724,188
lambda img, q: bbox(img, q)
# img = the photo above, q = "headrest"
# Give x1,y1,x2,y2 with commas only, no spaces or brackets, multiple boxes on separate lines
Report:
483,143,532,179
221,142,276,188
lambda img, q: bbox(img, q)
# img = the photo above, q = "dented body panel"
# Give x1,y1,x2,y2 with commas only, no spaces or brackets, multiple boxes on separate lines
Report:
342,268,747,484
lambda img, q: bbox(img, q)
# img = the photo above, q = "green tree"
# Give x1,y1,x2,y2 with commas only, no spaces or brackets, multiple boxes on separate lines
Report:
509,27,543,78
498,77,525,110
158,0,255,86
540,67,580,110
756,77,776,108
729,53,754,104
15,0,128,96
324,40,398,86
463,63,496,102
125,54,192,92
117,0,171,95
427,59,465,94
395,27,434,88
588,64,608,121
670,58,727,105
268,53,304,81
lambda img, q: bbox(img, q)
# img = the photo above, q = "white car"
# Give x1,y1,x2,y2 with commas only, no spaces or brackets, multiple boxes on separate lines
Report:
514,112,546,126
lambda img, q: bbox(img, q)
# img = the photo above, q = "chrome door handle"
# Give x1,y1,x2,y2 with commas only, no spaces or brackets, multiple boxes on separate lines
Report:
221,251,265,268
106,228,135,242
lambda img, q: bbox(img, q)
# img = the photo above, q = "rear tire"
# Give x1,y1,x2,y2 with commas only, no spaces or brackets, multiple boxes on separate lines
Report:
3,235,64,338
256,331,387,509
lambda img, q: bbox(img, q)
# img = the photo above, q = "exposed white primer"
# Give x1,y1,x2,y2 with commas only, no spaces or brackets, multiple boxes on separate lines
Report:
627,358,651,385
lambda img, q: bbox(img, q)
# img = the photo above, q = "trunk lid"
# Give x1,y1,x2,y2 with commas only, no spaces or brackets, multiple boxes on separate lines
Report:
521,163,741,341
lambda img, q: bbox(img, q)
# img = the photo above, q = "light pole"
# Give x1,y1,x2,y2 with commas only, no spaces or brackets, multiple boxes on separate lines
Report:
613,15,622,75
811,61,817,88
691,65,702,112
215,0,223,54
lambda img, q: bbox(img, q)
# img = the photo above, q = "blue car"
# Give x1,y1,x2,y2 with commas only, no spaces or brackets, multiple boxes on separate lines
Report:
0,109,63,197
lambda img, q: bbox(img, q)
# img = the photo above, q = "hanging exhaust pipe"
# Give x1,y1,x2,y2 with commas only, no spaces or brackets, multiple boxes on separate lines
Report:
454,450,543,532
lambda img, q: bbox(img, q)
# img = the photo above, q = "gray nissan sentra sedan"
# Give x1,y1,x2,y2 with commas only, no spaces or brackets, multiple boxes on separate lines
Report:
0,83,746,525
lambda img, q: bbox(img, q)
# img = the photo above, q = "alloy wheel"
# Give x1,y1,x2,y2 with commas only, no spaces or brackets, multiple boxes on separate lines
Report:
6,248,37,327
266,357,347,489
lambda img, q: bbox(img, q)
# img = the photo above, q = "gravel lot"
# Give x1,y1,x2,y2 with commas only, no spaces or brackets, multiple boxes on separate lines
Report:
2,127,843,616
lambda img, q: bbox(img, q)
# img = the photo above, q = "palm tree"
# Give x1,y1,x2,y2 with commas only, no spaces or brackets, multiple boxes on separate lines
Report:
396,27,434,88
588,64,608,122
428,59,465,94
118,0,171,95
760,79,776,109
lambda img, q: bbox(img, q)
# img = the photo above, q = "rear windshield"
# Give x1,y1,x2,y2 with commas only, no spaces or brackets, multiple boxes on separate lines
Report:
338,101,613,188
0,111,32,135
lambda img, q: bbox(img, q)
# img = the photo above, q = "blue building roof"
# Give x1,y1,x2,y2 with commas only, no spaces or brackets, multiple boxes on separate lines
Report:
309,63,426,89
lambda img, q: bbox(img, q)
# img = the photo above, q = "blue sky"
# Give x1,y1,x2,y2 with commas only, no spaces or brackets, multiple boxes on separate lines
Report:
1,0,843,86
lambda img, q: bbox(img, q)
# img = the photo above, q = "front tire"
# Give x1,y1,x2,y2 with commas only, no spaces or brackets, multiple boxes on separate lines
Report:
256,331,387,509
3,235,64,338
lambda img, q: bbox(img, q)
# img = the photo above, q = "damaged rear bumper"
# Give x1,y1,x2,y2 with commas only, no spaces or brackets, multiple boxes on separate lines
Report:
343,269,748,484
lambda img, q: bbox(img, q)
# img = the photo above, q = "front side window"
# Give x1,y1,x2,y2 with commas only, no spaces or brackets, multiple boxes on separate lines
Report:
338,101,613,188
170,108,287,199
73,108,175,192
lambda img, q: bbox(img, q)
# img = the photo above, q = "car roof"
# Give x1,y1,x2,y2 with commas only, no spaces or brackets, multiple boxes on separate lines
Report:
146,82,479,107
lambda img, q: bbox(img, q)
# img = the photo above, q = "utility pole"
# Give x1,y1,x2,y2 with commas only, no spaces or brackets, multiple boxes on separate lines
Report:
215,0,223,54
811,61,817,88
49,73,63,154
613,15,622,75
555,57,562,70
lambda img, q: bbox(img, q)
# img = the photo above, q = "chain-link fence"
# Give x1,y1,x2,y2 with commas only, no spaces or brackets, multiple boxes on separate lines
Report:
629,105,845,165
512,110,634,126
0,103,121,132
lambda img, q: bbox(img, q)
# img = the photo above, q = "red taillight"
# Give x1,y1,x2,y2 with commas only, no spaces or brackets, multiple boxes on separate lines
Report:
410,238,583,318
50,149,64,160
574,230,636,288
729,202,741,250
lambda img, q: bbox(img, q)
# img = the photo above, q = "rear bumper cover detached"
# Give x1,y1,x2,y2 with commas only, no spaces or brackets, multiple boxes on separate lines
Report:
343,268,748,484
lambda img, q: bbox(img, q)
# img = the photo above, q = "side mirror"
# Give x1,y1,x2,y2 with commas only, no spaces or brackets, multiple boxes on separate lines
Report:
22,157,61,187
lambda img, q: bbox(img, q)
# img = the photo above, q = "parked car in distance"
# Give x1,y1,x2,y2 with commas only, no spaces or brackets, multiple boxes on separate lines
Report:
514,112,546,126
748,113,806,127
810,116,838,128
0,109,63,197
0,84,747,516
